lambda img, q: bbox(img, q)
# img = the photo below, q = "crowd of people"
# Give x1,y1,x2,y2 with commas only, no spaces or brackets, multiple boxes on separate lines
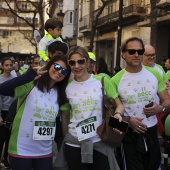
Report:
0,17,170,170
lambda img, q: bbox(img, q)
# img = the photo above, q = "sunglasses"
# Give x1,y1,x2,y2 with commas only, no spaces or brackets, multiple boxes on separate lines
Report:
126,49,144,55
68,58,86,66
144,53,156,58
54,63,69,76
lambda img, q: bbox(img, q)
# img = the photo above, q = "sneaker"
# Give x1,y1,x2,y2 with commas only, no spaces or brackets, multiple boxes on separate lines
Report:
0,158,11,169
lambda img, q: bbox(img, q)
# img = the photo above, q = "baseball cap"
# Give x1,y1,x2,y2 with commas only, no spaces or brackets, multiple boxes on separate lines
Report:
88,52,96,61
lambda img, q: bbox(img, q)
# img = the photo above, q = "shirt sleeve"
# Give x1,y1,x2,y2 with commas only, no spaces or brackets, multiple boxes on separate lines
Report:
0,69,37,96
103,77,119,99
38,37,49,61
59,103,71,111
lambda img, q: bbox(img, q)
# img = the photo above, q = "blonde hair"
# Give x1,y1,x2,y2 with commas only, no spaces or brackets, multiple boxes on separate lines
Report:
68,46,89,60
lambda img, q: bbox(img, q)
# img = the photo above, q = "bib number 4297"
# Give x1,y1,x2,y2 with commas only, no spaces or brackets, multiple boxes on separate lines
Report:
33,121,56,140
37,127,53,136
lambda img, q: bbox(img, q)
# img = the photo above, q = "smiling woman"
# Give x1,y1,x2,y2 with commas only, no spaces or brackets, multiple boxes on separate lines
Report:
54,46,124,170
0,55,70,170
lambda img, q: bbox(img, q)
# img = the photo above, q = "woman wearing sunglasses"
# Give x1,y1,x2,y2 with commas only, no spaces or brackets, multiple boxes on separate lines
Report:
55,46,124,170
0,55,70,170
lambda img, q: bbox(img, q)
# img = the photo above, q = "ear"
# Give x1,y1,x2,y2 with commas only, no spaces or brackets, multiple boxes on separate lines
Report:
122,54,126,60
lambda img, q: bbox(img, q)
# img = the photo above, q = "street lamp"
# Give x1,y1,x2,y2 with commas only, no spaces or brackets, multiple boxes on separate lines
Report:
114,0,123,74
57,10,65,22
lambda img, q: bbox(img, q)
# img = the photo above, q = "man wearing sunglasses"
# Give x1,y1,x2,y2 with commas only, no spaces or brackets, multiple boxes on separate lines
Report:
111,37,170,170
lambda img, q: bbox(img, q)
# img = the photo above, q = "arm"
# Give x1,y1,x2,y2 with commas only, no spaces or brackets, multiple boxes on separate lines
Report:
143,90,170,117
61,110,70,136
38,50,49,62
0,69,37,96
38,38,49,62
113,97,124,121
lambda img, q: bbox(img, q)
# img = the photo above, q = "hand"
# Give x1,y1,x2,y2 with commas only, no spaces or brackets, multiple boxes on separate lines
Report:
113,113,122,122
143,102,160,118
33,65,47,80
0,116,3,126
129,117,147,134
113,113,123,134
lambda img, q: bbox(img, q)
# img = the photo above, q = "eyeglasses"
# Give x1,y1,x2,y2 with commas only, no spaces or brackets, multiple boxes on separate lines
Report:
54,63,69,76
68,58,86,66
144,53,156,58
125,49,144,55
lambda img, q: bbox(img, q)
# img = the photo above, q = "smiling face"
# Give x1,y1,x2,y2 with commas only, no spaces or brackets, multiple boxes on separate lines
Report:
49,60,67,87
143,45,156,67
122,40,144,73
69,53,89,82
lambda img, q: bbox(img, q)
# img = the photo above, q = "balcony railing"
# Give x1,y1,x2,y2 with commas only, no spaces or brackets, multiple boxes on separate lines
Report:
156,0,170,5
96,4,146,26
156,0,170,11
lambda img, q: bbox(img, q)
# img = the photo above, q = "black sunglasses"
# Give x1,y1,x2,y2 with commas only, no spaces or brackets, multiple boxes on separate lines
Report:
126,49,144,55
54,63,69,76
68,58,86,66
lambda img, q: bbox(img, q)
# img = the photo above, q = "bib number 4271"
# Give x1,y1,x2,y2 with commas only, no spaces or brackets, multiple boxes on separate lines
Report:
76,116,98,141
81,123,95,134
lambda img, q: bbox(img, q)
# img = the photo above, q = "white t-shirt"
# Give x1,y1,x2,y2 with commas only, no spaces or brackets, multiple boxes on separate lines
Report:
65,74,118,143
111,66,166,128
9,82,59,157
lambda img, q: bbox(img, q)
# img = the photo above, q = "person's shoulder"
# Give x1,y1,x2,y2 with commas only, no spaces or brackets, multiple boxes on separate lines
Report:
111,69,125,80
144,66,163,79
155,63,163,69
97,73,111,80
144,65,160,74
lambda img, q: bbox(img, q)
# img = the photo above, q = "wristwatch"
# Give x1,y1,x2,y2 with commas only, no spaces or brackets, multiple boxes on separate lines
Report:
160,104,166,112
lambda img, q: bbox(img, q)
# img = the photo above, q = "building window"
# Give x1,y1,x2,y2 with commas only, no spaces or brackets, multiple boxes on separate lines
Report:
70,12,73,23
3,31,12,37
35,18,38,23
24,31,32,38
21,3,28,9
108,5,113,14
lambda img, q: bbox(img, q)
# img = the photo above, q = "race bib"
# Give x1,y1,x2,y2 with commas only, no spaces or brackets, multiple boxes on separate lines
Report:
33,121,56,140
76,116,98,141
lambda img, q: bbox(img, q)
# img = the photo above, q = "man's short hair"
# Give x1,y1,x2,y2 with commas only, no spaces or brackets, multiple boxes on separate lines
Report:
121,37,145,52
